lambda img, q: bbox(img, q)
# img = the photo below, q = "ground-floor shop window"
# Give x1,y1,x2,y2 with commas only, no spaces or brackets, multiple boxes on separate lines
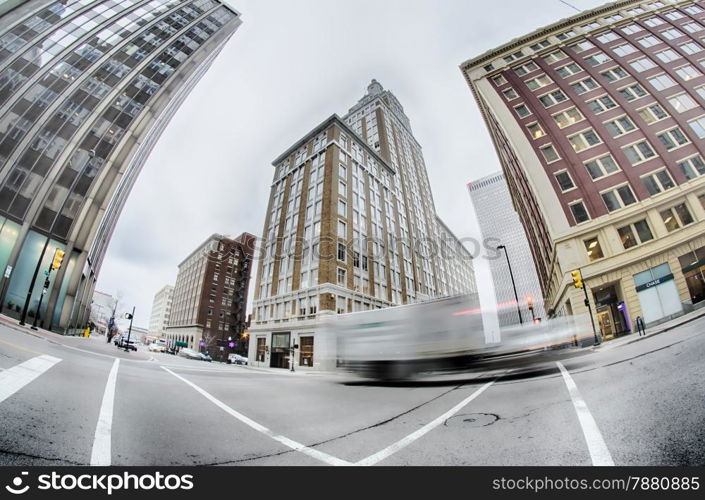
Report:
256,337,266,362
299,336,314,367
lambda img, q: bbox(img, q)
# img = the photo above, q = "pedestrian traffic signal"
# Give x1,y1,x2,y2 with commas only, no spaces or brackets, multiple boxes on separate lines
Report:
51,250,65,270
526,295,534,311
571,270,583,289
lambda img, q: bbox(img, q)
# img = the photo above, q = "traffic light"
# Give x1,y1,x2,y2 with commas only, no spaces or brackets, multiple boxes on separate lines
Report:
51,249,65,270
526,295,534,311
571,270,583,289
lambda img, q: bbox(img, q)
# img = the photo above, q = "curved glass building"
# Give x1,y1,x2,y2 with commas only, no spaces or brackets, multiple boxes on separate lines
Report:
0,0,241,333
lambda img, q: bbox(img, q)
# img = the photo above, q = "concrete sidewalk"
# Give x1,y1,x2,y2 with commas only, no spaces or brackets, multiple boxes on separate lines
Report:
591,307,705,352
0,314,151,360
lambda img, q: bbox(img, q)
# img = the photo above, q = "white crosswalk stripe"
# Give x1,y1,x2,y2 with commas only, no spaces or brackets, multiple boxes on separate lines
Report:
0,355,62,404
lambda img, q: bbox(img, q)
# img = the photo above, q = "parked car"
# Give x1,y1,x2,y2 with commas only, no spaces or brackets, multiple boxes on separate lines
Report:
148,342,166,352
116,338,137,351
200,353,213,362
178,348,202,360
227,353,248,365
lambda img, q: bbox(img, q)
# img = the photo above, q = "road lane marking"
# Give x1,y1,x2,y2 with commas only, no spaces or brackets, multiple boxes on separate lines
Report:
0,355,61,404
161,366,352,466
356,379,497,466
91,358,120,466
0,337,45,356
556,361,614,466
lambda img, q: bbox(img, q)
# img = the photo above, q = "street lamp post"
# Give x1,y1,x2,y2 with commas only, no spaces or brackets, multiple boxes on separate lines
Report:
497,245,523,325
124,307,135,352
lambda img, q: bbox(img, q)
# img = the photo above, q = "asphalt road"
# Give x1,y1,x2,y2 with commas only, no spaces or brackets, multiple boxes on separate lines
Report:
0,316,703,466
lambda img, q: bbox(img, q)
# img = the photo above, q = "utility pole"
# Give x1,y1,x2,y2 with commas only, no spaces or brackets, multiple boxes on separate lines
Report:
497,245,523,324
124,307,135,352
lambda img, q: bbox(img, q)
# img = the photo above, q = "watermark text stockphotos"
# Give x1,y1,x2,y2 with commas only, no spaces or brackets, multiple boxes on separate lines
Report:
221,235,508,263
7,471,193,495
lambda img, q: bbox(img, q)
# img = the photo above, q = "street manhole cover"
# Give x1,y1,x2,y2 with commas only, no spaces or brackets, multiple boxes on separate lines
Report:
444,413,500,428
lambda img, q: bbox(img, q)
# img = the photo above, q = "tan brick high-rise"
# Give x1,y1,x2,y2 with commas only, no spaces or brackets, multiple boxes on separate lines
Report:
249,80,477,370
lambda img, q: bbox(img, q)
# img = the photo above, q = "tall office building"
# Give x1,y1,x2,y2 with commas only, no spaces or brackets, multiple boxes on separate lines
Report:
165,232,254,360
249,80,477,370
468,172,546,326
461,0,705,339
148,283,172,336
0,0,242,333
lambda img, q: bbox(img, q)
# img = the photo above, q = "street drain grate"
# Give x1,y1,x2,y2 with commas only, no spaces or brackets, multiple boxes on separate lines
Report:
444,413,500,428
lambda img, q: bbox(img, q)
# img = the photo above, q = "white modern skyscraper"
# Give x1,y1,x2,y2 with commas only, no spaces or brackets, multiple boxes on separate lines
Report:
148,283,173,336
468,172,545,326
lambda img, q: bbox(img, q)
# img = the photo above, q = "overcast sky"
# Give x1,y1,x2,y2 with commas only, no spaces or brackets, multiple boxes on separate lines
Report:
97,0,609,329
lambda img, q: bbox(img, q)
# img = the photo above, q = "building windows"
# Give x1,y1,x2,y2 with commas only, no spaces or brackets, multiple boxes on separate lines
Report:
604,14,624,23
503,88,519,100
622,24,644,35
678,155,705,180
685,5,704,15
569,200,590,223
680,41,704,55
619,83,648,102
582,22,601,32
543,50,568,64
617,219,655,249
540,144,560,163
526,74,553,90
629,57,657,73
688,116,705,138
698,86,705,100
596,31,620,43
514,61,539,76
638,35,661,48
642,169,676,195
514,104,531,118
337,242,346,262
299,336,313,367
613,43,638,57
553,107,584,128
605,116,637,137
337,267,346,286
587,95,617,113
339,163,346,178
656,127,690,150
601,184,638,211
602,66,629,81
492,74,507,86
339,180,347,197
661,203,695,231
570,40,595,53
660,28,685,41
664,10,685,21
526,122,546,139
554,170,575,192
530,40,551,51
683,22,704,34
557,62,583,77
585,154,620,179
338,199,346,217
668,93,699,112
337,220,346,238
570,77,599,94
638,103,669,124
557,30,577,41
623,140,657,164
655,48,681,63
648,74,677,91
675,64,702,81
585,52,612,66
505,50,526,62
584,237,605,261
538,90,568,107
568,129,602,152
